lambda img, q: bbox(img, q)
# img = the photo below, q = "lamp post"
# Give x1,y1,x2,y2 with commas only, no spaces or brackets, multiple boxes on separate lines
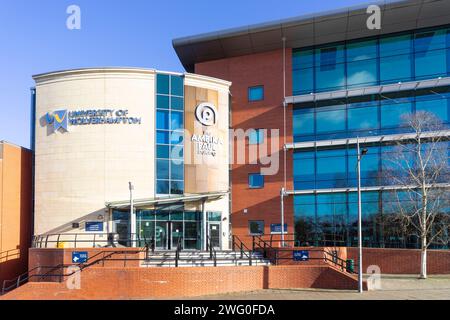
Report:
129,182,136,248
356,137,368,293
280,187,285,247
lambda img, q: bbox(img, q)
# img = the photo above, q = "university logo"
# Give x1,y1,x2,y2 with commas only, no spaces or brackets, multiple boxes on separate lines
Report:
195,103,217,126
46,110,69,132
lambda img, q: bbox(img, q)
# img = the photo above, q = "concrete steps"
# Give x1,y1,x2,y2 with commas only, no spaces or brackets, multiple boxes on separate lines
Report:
140,250,271,267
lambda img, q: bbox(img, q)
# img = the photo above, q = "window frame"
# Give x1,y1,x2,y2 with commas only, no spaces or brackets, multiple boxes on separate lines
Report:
248,220,265,236
248,85,264,102
248,173,265,189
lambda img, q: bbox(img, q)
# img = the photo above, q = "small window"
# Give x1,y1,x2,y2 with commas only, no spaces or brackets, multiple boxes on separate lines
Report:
249,220,264,235
248,173,264,189
249,129,264,145
248,86,264,102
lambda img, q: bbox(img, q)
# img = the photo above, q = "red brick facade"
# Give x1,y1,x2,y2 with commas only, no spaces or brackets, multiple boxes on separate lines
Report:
1,265,360,300
195,49,293,245
347,247,450,275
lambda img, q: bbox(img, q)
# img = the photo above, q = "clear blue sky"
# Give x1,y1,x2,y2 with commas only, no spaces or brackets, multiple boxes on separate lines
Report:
0,0,368,148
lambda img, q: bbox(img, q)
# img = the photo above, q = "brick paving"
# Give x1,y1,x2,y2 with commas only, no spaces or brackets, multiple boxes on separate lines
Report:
189,275,450,300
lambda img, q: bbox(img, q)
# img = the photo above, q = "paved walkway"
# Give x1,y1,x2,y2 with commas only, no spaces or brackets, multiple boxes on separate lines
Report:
190,275,450,300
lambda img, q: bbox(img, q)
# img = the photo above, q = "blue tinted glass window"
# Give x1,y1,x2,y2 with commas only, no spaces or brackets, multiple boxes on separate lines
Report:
171,145,184,161
171,76,184,96
381,101,413,128
294,194,315,218
156,74,170,94
156,160,169,179
347,40,378,87
156,73,184,196
380,54,413,84
156,110,169,129
347,60,378,87
316,149,347,188
415,48,447,79
348,105,379,131
171,97,184,110
293,68,314,95
293,106,314,137
248,86,264,101
156,180,169,194
380,34,412,57
157,130,169,144
348,146,380,187
317,193,347,221
315,63,345,92
157,145,169,159
347,40,377,62
380,34,413,84
316,105,346,133
170,111,183,130
315,45,346,92
294,152,315,190
157,95,169,109
416,96,449,122
170,181,184,194
170,131,184,144
171,161,184,180
293,49,314,69
249,129,264,144
415,30,447,79
248,173,264,188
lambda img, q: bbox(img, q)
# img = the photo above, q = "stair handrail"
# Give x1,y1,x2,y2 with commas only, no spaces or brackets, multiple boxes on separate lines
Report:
175,236,183,267
206,235,217,267
231,235,252,266
1,247,147,295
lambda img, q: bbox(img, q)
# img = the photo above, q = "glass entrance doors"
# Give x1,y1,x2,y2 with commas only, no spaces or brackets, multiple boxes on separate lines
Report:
208,223,221,249
144,221,183,250
171,222,183,249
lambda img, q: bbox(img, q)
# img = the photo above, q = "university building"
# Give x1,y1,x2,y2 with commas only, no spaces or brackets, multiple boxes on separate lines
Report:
32,68,231,251
1,0,450,300
173,0,450,249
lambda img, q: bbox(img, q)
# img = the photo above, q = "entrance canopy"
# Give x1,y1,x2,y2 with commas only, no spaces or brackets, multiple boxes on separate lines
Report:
105,191,229,210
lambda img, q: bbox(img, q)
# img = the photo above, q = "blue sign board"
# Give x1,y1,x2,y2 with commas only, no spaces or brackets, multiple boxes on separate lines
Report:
270,223,287,234
72,251,88,264
85,221,103,232
293,250,309,261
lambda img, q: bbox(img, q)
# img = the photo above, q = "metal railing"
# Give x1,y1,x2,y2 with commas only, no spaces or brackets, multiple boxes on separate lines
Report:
1,248,147,295
32,233,152,248
206,235,217,267
252,235,356,273
231,235,252,266
175,236,183,268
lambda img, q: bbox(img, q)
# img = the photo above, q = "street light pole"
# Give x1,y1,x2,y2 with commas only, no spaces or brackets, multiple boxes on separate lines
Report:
129,182,136,248
280,187,285,247
356,137,367,293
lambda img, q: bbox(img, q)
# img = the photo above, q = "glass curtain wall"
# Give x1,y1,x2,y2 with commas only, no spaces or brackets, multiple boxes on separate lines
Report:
292,25,450,95
293,87,450,142
294,191,450,249
156,73,185,195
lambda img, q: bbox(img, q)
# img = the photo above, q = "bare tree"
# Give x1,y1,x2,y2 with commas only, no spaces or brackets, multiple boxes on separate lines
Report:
383,111,449,279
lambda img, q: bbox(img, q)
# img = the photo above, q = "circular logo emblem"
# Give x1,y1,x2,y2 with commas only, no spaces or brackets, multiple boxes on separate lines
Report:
195,103,218,126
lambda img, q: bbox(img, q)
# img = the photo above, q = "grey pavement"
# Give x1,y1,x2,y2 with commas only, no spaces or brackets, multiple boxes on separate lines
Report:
186,275,450,300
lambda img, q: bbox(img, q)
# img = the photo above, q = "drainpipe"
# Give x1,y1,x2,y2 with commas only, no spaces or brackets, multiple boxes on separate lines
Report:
129,182,136,248
280,187,285,247
202,198,207,251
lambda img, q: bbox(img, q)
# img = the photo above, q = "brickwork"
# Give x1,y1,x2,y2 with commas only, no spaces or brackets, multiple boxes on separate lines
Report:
347,247,450,274
195,49,294,248
1,264,360,300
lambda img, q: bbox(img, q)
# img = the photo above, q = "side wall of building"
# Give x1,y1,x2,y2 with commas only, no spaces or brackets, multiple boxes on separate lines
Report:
34,70,157,236
195,49,293,245
0,142,32,284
